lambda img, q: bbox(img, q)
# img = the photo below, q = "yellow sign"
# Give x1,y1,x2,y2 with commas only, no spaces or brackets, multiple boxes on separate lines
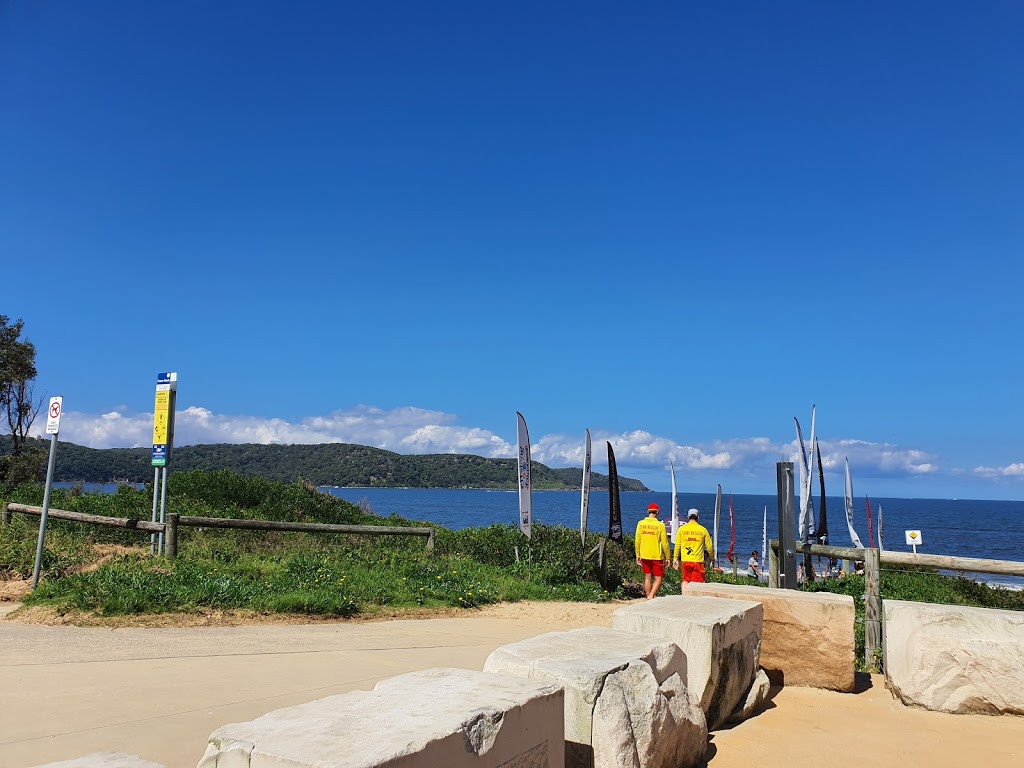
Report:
153,391,170,444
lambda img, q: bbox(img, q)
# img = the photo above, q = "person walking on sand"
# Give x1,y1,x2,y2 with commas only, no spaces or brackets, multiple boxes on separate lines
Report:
673,509,714,584
635,503,670,599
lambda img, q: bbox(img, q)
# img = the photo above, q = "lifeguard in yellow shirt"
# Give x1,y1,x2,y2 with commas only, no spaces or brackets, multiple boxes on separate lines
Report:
673,508,714,584
634,503,670,599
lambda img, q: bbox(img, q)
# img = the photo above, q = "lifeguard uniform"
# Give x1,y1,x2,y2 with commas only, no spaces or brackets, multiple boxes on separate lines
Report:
634,515,670,577
674,518,713,583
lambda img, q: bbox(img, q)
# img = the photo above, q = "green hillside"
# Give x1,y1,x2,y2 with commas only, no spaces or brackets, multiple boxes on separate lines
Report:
22,438,650,491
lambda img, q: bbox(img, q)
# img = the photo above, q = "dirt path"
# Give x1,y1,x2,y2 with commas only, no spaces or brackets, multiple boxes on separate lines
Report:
1,600,1020,767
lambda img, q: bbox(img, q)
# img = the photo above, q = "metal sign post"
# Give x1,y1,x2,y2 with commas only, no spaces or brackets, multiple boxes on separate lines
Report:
776,461,798,589
905,529,923,554
150,372,177,555
32,396,63,589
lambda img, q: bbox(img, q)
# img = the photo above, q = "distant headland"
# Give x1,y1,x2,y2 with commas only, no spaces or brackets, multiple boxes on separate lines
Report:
27,438,651,491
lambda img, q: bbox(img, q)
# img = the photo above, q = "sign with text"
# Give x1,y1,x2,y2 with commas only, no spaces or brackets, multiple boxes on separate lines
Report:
152,372,178,466
45,396,63,435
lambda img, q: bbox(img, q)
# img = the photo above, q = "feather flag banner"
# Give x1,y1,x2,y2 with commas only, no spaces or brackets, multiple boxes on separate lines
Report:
713,484,722,566
670,460,680,544
516,412,532,539
727,494,736,563
844,458,865,548
607,442,623,544
877,503,885,552
795,406,816,544
580,429,591,550
761,505,767,582
866,496,875,548
795,417,809,542
816,442,828,545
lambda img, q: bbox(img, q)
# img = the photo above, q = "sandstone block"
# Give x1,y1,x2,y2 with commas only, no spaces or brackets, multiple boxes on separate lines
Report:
197,668,565,768
883,600,1024,716
727,668,770,724
484,627,706,768
612,596,762,729
684,582,856,691
31,755,164,768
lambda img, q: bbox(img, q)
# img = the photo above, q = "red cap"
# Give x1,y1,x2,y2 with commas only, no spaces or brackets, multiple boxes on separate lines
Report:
647,503,660,513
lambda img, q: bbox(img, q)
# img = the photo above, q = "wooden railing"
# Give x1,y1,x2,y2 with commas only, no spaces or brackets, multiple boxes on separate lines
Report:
3,502,165,532
2,502,435,563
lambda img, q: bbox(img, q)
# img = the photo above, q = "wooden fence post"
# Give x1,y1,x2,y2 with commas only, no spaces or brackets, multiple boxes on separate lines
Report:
768,539,779,588
2,502,10,526
864,547,882,671
167,513,179,560
426,528,435,555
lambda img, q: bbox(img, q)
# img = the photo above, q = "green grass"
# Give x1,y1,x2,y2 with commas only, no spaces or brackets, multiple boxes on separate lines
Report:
2,472,638,616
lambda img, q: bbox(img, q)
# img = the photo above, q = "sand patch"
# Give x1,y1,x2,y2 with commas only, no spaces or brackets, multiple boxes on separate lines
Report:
2,598,633,629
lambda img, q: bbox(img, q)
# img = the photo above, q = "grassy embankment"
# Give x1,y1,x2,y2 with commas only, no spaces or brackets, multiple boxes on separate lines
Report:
2,471,1021,665
0,470,655,616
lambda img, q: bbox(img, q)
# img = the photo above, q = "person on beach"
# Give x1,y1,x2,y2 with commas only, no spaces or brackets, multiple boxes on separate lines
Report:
635,503,670,599
747,550,760,579
673,508,714,584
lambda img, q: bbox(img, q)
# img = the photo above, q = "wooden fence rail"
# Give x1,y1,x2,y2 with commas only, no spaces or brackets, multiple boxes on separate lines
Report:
3,502,165,533
2,502,436,560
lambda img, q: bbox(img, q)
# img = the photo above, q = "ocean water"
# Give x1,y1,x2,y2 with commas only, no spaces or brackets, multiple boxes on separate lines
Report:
322,487,1024,588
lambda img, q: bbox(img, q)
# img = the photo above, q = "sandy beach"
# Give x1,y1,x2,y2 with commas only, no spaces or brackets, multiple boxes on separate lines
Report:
0,600,1021,768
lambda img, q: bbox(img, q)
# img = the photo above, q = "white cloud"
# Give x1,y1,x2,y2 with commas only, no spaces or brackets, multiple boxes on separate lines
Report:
809,439,939,476
973,463,1024,478
532,431,734,470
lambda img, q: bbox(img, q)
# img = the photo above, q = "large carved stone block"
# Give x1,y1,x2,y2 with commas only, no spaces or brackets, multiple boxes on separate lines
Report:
883,599,1024,716
612,596,762,729
197,668,565,768
684,582,855,691
484,627,707,768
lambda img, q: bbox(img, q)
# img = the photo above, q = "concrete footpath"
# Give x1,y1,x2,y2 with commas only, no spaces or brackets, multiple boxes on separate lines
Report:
1,601,1022,768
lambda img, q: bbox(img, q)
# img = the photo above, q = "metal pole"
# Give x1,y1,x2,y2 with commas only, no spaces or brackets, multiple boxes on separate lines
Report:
150,466,160,554
768,539,779,588
31,434,59,589
158,466,169,554
776,462,798,589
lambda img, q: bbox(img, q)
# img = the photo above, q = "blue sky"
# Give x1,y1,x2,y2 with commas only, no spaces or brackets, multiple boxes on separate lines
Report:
2,2,1023,499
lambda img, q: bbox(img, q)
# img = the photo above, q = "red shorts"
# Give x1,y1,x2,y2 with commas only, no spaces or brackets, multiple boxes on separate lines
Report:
640,559,665,577
682,562,706,583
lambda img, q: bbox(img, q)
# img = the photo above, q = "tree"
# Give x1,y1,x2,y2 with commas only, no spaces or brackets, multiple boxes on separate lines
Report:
0,315,43,483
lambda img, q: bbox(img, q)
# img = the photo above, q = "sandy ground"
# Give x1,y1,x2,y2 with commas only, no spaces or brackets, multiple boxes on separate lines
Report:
0,599,1021,768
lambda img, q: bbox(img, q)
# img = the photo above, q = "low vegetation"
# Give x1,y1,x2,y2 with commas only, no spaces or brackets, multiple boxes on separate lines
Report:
0,471,651,617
